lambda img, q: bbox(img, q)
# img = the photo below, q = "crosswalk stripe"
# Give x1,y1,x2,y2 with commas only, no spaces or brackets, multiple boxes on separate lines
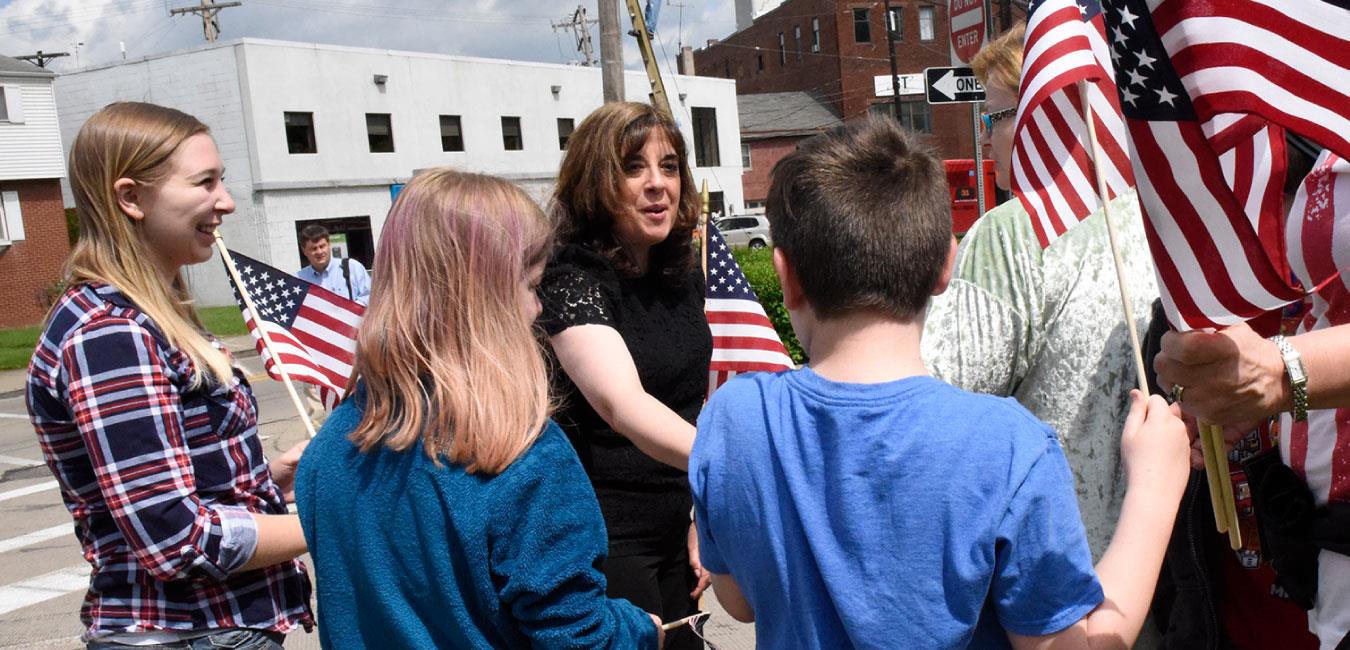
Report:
0,480,59,503
0,413,30,420
0,565,88,616
0,454,44,468
0,524,72,554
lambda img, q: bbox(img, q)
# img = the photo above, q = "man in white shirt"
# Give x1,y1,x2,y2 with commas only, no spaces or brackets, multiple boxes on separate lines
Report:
297,224,370,306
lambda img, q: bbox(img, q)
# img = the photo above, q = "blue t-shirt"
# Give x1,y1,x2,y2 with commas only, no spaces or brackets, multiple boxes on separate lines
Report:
690,368,1103,649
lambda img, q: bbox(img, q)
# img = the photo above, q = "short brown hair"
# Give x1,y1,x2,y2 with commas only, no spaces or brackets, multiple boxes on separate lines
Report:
972,22,1026,93
766,115,950,321
551,102,699,285
299,224,329,245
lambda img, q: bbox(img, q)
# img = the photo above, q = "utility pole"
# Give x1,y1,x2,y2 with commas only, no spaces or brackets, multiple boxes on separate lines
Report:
16,51,70,68
170,0,242,43
597,0,624,102
885,2,902,120
552,5,599,66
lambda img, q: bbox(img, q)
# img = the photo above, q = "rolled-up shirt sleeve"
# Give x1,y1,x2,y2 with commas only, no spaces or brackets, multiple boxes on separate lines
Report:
59,318,259,580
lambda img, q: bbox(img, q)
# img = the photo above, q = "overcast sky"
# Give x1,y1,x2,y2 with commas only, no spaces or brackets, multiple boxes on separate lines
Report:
0,0,739,74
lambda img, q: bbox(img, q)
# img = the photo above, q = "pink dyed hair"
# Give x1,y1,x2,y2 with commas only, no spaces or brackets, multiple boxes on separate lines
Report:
349,168,553,474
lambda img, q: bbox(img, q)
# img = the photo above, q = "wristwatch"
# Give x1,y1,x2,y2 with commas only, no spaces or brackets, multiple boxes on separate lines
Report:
1271,335,1308,422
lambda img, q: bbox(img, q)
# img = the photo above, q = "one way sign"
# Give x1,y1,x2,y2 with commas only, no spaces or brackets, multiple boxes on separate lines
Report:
924,66,985,104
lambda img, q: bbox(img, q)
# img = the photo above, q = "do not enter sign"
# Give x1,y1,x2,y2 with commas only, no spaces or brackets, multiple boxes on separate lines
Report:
949,0,985,65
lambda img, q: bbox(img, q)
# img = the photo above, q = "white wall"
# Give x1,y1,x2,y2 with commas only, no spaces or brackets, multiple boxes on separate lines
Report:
0,76,65,181
53,39,744,306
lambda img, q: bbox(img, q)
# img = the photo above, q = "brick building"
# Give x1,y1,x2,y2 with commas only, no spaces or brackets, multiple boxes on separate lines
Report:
0,56,70,328
695,0,1013,163
738,92,841,208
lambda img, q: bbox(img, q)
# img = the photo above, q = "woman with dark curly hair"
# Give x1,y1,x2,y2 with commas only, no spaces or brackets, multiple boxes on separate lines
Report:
538,102,711,649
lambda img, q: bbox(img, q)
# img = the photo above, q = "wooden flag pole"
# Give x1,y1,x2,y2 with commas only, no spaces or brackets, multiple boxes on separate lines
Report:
214,234,318,439
1208,423,1243,549
1078,81,1148,396
700,180,710,282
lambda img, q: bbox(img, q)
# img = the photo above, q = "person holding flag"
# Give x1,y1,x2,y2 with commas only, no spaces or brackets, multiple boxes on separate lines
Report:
27,102,312,648
538,101,711,649
1096,0,1350,644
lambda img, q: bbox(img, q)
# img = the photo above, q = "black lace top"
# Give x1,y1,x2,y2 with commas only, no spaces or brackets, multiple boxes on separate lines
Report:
538,244,712,556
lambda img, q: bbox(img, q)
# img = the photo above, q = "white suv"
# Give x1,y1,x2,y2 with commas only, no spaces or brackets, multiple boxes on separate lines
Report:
715,214,773,249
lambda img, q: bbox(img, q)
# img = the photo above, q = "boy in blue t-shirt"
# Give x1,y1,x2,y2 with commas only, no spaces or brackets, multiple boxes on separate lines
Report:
688,116,1192,649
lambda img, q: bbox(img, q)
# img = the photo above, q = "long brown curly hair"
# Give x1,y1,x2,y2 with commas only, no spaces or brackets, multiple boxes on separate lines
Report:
551,102,700,286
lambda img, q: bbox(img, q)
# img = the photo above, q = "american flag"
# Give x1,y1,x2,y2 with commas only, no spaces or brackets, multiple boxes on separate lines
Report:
1097,0,1350,330
704,223,793,396
1014,0,1134,247
224,251,364,409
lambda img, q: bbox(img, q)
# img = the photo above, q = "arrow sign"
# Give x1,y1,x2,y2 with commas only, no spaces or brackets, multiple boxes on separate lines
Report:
924,66,985,104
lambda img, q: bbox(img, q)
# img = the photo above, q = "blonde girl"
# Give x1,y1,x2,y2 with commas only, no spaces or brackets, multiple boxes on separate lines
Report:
27,102,312,649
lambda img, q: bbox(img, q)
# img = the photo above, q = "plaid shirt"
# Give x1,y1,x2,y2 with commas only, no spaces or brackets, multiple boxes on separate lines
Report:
27,284,313,639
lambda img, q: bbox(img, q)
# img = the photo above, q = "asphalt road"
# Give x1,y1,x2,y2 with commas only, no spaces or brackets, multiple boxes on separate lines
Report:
0,362,754,649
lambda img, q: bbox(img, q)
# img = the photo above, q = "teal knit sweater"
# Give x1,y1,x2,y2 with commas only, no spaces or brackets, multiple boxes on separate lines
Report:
295,395,657,649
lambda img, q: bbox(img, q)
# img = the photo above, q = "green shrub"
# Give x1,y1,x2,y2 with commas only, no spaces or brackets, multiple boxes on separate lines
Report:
731,247,805,364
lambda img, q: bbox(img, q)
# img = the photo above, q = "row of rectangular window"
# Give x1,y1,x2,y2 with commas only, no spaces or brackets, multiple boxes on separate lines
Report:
757,7,935,74
283,112,577,155
854,6,936,44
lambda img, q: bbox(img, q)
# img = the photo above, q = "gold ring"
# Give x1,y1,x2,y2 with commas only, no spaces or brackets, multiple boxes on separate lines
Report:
1171,383,1185,403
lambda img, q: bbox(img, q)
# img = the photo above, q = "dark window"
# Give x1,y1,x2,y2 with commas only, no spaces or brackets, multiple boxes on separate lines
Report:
501,116,523,151
439,115,463,152
741,143,751,168
811,17,821,51
725,60,731,77
779,32,786,65
284,112,316,154
887,6,903,40
757,53,764,72
691,106,720,167
854,8,871,43
794,25,802,60
366,113,394,153
919,6,936,41
902,100,932,133
557,118,575,149
0,87,10,121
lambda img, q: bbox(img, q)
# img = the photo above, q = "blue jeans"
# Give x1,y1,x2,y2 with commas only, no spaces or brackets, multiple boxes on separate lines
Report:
87,629,284,650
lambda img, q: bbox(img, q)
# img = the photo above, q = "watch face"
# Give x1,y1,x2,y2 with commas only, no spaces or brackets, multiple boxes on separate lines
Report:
1289,365,1308,385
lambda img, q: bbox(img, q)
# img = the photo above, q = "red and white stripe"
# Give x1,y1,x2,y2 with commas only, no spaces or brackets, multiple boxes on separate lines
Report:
706,297,794,395
244,290,360,407
1014,0,1134,247
1134,117,1305,331
1281,151,1350,505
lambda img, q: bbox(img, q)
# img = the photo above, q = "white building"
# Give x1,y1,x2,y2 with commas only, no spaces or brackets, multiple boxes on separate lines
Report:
54,39,744,306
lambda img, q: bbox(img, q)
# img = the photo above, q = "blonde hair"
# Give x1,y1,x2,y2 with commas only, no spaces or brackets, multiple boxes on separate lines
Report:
348,169,553,474
972,23,1027,94
66,102,233,387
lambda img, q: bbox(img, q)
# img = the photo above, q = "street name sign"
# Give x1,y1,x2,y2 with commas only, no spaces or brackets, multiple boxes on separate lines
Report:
873,73,926,97
924,66,985,104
